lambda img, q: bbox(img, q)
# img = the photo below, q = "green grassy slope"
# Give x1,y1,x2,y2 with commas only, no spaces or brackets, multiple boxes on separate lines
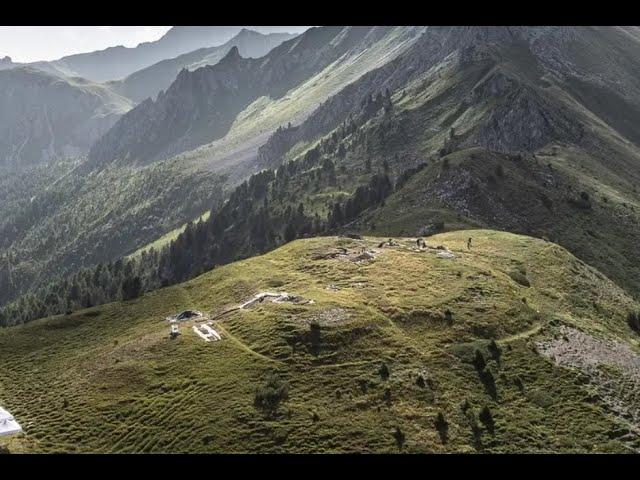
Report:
2,230,639,453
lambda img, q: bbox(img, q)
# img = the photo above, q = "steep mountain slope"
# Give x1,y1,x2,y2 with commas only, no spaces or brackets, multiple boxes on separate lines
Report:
28,26,306,82
0,67,133,169
143,24,640,299
0,27,421,313
361,147,640,295
109,29,297,103
257,26,640,166
1,231,639,453
6,26,640,327
88,26,422,168
0,157,225,308
251,25,640,294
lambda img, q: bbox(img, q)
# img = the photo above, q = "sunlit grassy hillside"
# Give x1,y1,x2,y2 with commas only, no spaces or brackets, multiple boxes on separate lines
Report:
1,230,639,453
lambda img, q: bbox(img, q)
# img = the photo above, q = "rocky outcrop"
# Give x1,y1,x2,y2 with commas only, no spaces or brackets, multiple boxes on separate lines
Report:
469,79,583,153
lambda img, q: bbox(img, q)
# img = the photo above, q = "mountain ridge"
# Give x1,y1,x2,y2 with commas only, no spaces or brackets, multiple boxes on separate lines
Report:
109,29,298,103
0,66,133,169
87,26,407,169
27,26,307,82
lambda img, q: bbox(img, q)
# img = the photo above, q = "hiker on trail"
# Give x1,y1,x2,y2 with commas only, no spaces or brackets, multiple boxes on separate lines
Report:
467,237,472,250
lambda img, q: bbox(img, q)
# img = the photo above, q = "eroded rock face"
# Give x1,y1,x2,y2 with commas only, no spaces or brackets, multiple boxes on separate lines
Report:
471,85,583,153
537,325,640,442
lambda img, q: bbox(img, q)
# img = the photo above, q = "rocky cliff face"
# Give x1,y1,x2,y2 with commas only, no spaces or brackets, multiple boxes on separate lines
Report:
88,47,256,168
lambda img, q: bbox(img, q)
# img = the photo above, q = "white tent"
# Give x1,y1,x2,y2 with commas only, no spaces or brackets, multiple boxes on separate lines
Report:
0,406,22,437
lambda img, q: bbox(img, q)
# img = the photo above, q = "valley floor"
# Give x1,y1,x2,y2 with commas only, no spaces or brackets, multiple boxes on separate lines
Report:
1,230,639,453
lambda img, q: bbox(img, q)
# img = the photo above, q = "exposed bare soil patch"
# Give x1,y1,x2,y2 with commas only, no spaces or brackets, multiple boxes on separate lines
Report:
537,326,640,445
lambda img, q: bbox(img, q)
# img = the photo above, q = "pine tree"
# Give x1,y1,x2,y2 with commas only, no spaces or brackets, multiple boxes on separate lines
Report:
121,276,142,301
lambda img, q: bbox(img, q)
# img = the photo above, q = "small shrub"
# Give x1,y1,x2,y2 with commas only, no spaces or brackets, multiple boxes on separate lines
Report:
479,406,495,434
379,362,390,380
393,426,405,450
627,311,640,334
444,309,453,324
508,270,530,287
567,194,592,210
540,193,553,210
513,375,524,391
487,340,501,361
308,321,321,355
495,164,504,178
473,349,486,371
434,412,449,444
416,374,426,389
254,374,289,414
480,367,498,400
527,388,554,408
467,411,483,450
358,378,369,393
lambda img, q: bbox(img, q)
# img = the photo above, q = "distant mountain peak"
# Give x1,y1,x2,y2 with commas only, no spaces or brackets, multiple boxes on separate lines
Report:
220,46,242,64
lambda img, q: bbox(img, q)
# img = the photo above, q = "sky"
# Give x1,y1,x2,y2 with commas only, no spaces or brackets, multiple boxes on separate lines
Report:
0,26,173,62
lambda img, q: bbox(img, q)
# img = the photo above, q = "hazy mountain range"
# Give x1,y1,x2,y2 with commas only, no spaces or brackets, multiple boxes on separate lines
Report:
26,26,307,82
0,28,300,168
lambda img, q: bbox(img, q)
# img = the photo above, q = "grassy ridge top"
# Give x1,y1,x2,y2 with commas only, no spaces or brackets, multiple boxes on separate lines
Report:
1,230,639,452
